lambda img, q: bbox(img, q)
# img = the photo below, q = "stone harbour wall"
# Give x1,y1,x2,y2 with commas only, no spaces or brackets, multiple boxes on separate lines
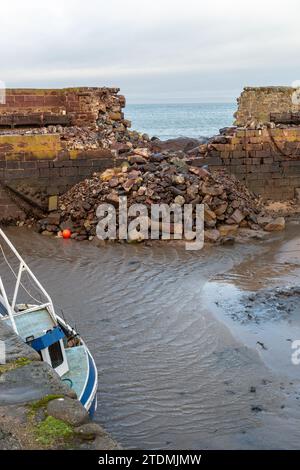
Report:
0,133,121,222
0,87,127,128
0,184,26,222
197,127,300,200
3,84,300,221
0,87,155,223
234,86,300,127
0,87,139,222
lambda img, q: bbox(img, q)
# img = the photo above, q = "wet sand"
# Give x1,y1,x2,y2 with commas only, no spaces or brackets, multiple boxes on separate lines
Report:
1,224,300,449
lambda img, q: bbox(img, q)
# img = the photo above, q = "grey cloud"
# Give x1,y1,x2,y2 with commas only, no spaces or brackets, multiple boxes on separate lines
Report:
1,0,300,102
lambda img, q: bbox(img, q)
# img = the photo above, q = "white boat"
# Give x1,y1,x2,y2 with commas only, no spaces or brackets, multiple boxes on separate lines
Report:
0,228,98,416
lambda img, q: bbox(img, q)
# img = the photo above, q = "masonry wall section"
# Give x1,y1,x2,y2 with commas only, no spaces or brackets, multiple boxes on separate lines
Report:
196,127,300,200
234,86,300,126
0,87,126,127
0,133,119,222
0,86,130,223
0,184,26,222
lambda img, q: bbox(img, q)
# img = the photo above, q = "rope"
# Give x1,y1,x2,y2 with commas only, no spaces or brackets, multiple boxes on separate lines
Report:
267,128,300,159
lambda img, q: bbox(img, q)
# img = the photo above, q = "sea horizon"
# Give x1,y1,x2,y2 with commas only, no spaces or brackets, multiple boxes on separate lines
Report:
125,102,236,140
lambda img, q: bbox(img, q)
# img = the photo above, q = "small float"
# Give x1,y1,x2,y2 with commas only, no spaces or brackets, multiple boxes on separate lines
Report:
0,228,98,416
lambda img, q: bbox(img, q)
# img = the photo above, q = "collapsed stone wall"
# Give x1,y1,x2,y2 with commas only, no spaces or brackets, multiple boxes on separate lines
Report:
0,133,124,222
234,87,300,127
194,127,300,200
3,85,300,223
0,87,127,128
0,87,152,223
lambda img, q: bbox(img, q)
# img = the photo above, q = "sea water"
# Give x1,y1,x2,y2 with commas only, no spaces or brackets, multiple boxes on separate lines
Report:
125,103,236,140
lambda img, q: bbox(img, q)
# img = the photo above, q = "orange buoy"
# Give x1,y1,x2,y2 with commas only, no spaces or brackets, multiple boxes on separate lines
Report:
62,229,71,239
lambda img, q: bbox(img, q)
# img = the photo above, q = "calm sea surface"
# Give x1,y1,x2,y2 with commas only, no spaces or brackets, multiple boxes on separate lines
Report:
125,103,236,140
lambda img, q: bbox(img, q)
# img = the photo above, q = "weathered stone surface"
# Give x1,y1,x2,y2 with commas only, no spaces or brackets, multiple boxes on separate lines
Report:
218,224,239,237
295,188,300,202
172,175,185,185
237,228,269,240
133,148,150,158
0,322,40,363
74,423,105,441
46,212,61,226
41,230,53,236
204,205,217,225
0,87,125,128
220,236,236,245
234,86,299,127
150,137,203,153
108,111,122,121
228,209,245,224
189,166,210,178
257,215,273,227
47,396,89,426
264,217,285,231
128,155,147,164
202,183,224,196
48,195,58,212
0,362,76,405
204,229,220,242
174,195,185,206
93,433,120,451
214,202,228,216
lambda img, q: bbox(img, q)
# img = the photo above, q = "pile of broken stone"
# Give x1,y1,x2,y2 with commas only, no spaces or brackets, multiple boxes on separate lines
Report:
33,147,286,244
0,124,152,152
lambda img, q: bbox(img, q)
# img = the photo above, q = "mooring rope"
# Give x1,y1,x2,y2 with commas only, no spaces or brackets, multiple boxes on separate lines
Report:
267,128,300,159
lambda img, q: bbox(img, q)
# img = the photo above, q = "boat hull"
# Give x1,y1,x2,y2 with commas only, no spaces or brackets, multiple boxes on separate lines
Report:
56,314,98,416
79,345,98,415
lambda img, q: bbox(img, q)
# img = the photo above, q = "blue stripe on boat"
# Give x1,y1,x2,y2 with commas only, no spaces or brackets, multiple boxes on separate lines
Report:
89,395,97,418
29,326,65,351
80,351,97,408
0,300,8,316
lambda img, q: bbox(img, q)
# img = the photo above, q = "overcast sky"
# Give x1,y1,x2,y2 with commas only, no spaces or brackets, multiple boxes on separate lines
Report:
1,0,300,103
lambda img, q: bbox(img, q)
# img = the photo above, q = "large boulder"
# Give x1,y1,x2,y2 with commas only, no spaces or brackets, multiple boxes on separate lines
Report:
204,229,221,243
218,224,239,237
264,217,285,232
0,362,76,405
47,396,89,427
150,137,203,153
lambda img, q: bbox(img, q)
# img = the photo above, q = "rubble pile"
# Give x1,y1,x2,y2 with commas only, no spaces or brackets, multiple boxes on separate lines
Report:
33,149,286,243
0,87,154,152
56,126,151,152
0,125,151,152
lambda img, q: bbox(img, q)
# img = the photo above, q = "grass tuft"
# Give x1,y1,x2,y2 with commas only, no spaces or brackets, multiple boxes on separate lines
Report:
28,394,64,414
0,357,32,375
34,416,74,446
